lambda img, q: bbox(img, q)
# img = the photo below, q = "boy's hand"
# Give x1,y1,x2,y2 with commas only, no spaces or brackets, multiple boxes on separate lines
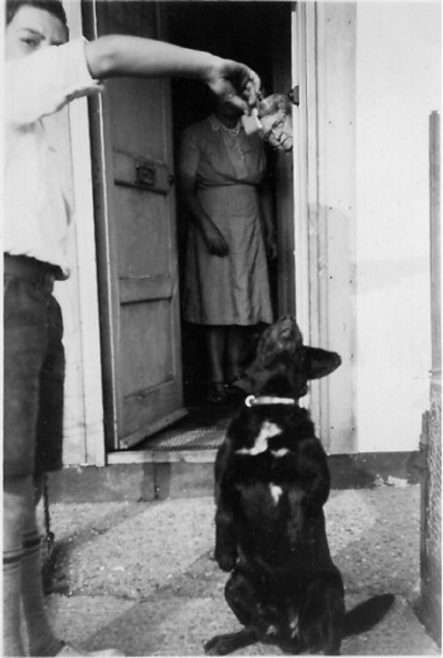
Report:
206,58,261,114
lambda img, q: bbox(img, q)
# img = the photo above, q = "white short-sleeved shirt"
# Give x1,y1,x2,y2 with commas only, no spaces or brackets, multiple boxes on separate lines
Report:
4,38,101,274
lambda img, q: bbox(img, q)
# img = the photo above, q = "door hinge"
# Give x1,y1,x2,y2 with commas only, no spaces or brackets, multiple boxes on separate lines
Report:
288,86,300,107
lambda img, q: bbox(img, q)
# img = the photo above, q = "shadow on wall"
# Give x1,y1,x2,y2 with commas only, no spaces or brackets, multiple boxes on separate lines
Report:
357,256,429,294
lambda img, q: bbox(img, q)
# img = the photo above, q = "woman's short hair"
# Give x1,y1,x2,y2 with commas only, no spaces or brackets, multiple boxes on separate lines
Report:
6,0,68,27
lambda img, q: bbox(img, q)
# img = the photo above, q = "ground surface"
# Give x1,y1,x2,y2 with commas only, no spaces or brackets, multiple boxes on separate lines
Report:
43,484,439,656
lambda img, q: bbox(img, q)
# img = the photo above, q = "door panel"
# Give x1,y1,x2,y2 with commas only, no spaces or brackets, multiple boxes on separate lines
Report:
120,300,181,445
86,0,185,450
114,186,171,277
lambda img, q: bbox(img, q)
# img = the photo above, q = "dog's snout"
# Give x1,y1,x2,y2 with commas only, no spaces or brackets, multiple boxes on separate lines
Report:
276,315,303,345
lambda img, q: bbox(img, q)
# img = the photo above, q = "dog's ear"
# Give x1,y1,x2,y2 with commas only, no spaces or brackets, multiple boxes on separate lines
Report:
303,347,341,380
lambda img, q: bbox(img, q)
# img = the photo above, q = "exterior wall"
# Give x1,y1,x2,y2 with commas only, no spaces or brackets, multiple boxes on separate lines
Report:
354,1,441,451
305,2,440,453
53,1,105,466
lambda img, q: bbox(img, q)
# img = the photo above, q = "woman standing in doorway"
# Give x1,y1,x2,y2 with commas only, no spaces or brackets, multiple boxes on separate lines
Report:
178,95,276,403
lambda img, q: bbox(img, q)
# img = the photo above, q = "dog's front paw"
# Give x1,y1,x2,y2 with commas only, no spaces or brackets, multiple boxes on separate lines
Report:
215,551,236,572
205,630,256,655
204,635,233,655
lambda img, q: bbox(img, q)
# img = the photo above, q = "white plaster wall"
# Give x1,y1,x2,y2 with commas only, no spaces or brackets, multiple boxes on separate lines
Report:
355,2,441,451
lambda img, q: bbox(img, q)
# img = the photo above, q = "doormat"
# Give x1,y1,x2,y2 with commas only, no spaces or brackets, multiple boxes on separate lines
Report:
149,426,225,451
144,401,239,451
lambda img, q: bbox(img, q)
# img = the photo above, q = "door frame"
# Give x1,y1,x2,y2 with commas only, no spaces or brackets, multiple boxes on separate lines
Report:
271,2,296,316
83,0,129,451
292,2,329,440
83,0,321,456
56,0,106,467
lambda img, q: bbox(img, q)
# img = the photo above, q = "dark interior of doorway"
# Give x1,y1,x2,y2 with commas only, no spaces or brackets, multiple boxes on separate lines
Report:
140,2,292,450
169,0,292,404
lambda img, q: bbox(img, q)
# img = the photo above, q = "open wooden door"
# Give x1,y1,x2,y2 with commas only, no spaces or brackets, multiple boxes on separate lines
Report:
85,0,186,451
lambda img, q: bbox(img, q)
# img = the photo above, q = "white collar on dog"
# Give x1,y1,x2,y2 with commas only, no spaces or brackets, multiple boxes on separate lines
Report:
245,394,297,407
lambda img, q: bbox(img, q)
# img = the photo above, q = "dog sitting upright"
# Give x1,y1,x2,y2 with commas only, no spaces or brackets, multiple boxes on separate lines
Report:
205,315,394,655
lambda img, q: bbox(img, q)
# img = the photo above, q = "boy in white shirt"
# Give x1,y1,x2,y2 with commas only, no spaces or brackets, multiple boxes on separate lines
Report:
4,1,261,655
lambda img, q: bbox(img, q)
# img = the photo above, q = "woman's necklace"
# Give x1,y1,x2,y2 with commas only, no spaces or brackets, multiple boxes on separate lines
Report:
219,120,241,136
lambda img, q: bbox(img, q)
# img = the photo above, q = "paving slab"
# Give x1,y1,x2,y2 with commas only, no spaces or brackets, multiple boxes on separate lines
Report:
44,484,439,655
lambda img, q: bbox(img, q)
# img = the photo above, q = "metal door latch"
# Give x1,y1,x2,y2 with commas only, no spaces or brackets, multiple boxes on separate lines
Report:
136,163,156,187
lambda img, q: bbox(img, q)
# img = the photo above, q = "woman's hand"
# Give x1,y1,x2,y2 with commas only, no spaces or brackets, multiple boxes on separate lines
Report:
202,223,229,256
265,232,278,260
205,58,261,115
179,173,228,256
258,182,277,260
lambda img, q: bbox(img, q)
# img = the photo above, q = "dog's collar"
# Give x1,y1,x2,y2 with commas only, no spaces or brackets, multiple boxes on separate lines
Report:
245,394,297,407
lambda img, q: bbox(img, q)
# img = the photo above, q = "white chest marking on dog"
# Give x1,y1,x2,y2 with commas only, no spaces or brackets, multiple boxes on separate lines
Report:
236,421,282,455
289,613,300,638
269,483,283,503
271,448,289,457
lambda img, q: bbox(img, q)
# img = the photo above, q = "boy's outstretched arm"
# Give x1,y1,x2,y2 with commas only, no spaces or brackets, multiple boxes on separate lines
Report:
85,35,260,113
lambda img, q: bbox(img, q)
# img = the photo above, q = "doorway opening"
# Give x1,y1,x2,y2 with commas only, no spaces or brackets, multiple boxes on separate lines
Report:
90,0,296,455
167,1,294,414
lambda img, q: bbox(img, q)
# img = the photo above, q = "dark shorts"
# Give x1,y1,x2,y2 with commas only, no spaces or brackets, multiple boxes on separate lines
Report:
4,255,65,478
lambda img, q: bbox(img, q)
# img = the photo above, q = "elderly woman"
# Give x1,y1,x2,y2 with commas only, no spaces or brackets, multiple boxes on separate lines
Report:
258,93,293,151
178,94,276,403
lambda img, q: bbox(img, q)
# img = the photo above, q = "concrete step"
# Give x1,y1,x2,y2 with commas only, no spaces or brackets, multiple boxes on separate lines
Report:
47,447,419,503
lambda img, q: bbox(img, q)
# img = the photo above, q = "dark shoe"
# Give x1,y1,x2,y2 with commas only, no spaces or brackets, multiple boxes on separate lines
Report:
206,382,227,404
226,376,252,396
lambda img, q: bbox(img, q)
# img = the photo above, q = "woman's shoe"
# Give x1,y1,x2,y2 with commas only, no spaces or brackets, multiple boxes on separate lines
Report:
225,375,252,397
206,381,227,404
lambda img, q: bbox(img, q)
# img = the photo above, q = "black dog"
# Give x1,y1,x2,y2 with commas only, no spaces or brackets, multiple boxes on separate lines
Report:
205,315,394,655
